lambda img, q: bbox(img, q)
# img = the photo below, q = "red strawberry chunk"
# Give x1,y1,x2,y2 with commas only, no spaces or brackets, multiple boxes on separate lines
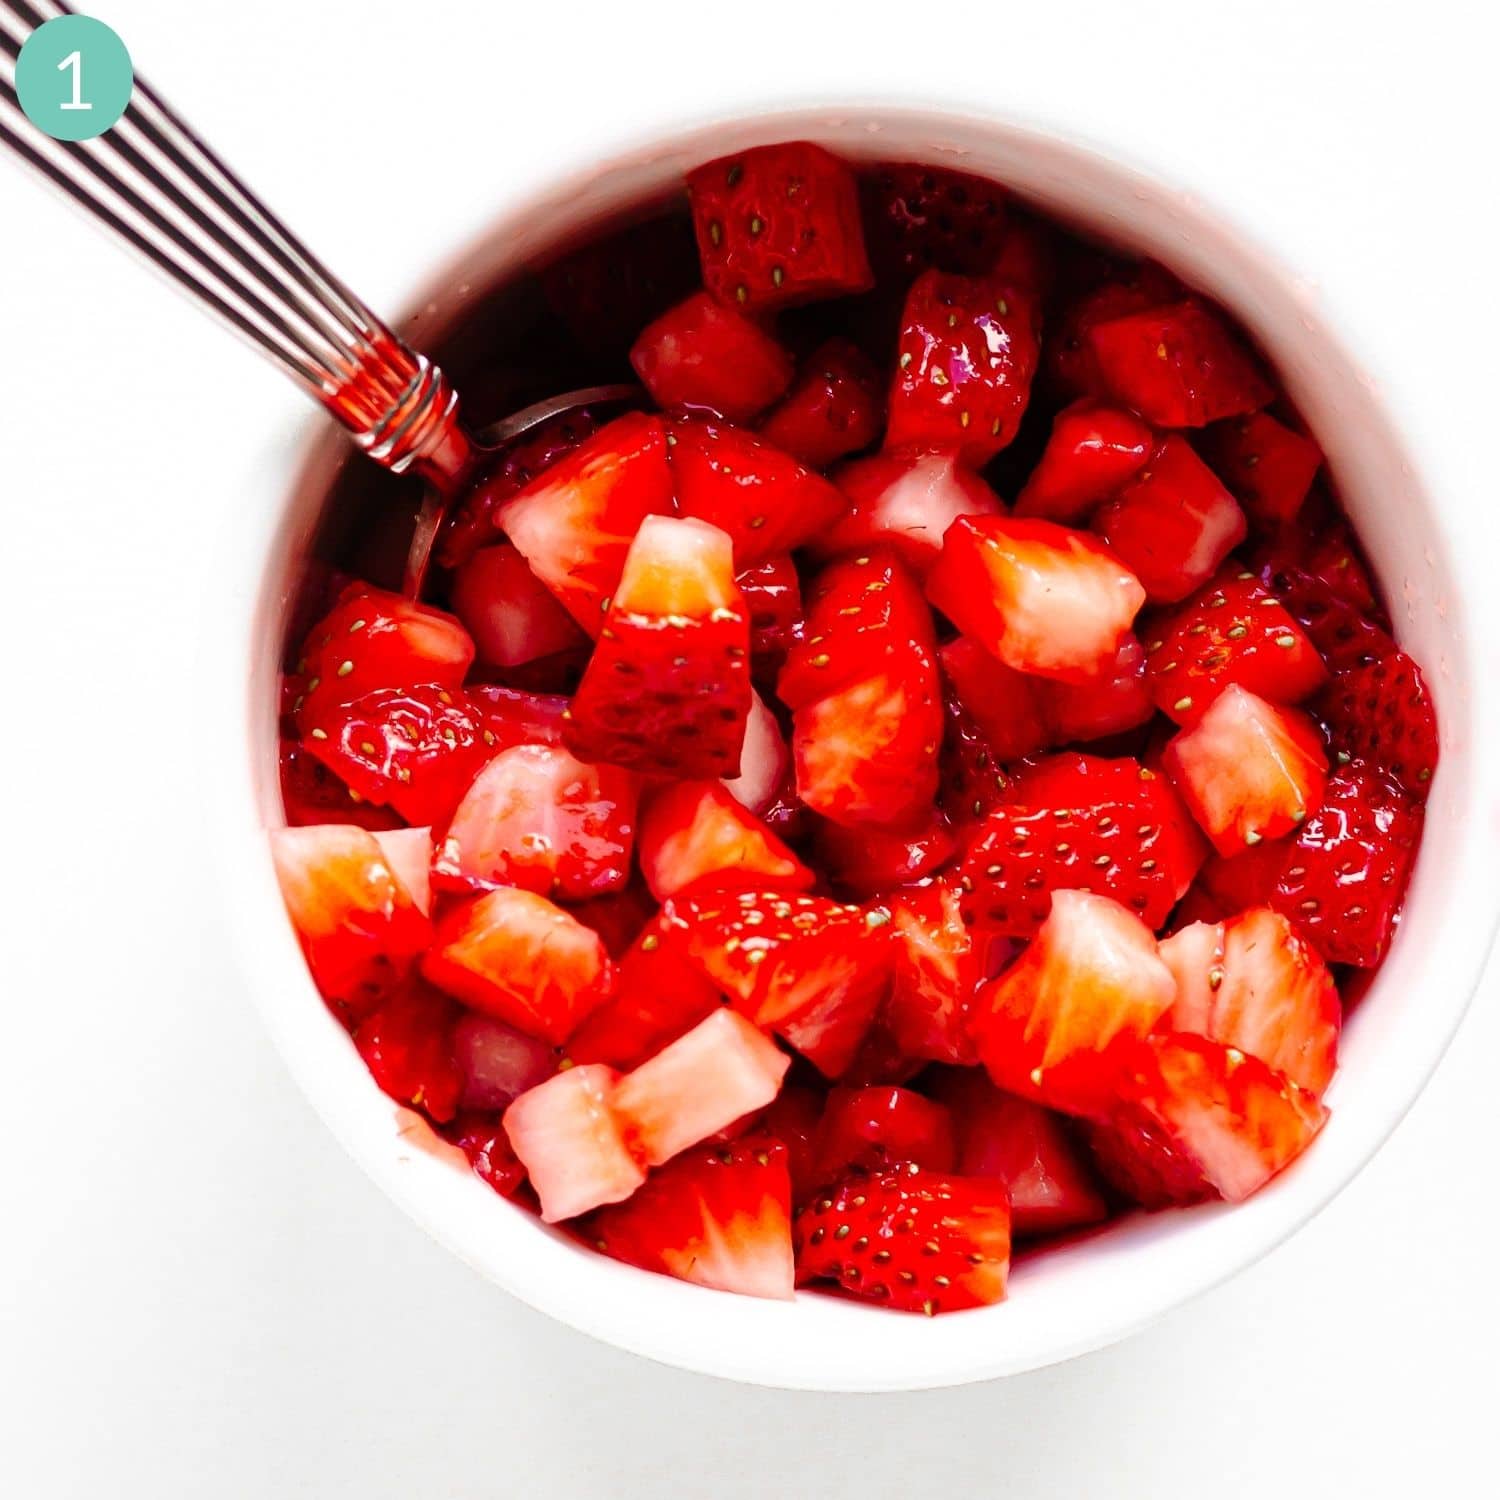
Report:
1164,686,1329,857
1161,907,1340,1095
1093,436,1248,604
270,825,433,1019
686,141,873,311
755,1084,825,1204
638,780,812,901
735,555,803,675
630,291,794,421
959,754,1206,937
721,689,791,816
927,516,1147,683
666,415,848,567
930,1070,1108,1237
1144,571,1329,726
453,1011,558,1111
885,268,1042,465
1199,411,1323,530
1015,399,1153,522
1040,635,1154,743
859,161,1010,277
352,981,463,1124
466,684,571,744
422,888,615,1045
1250,509,1379,612
1087,299,1274,427
882,881,980,1067
972,890,1178,1114
583,1136,795,1300
496,411,675,634
795,1163,1011,1314
815,808,956,897
566,515,752,778
279,739,403,830
449,543,585,669
372,827,433,915
1318,648,1439,799
757,337,884,468
448,1112,530,1200
812,1086,957,1182
434,743,638,900
1191,839,1287,916
1087,1033,1327,1206
939,635,1050,763
1271,760,1423,966
290,585,474,733
1044,261,1184,399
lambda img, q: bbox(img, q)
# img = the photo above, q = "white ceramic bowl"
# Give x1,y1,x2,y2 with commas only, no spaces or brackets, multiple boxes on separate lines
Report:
215,105,1500,1390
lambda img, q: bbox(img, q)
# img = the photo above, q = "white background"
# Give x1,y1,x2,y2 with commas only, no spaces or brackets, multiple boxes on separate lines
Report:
2,1,1497,1495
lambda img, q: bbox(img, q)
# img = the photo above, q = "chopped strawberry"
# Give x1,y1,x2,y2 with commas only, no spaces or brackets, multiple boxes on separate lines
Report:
959,754,1206,937
1044,260,1184,399
757,337,883,467
938,635,1050,763
422,888,615,1045
289,585,474,732
434,742,638,900
1191,839,1287,916
629,291,794,421
352,981,463,1123
279,739,402,830
1199,410,1323,530
448,1112,530,1199
938,683,1018,825
371,826,433,915
1271,760,1422,966
453,1011,558,1111
566,515,752,778
1318,648,1439,799
1161,907,1340,1095
795,1162,1011,1313
466,684,571,745
496,411,674,634
815,809,956,897
882,880,980,1066
666,415,848,567
754,1084,824,1204
1014,399,1153,522
1040,636,1154,743
448,543,586,669
686,141,873,310
860,161,1010,277
1093,436,1248,604
638,780,812,901
721,688,792,818
561,884,655,960
1087,299,1274,427
1163,686,1329,857
1086,1033,1327,1206
270,824,432,1018
885,268,1042,465
1144,571,1328,726
584,1136,795,1299
813,1086,957,1182
927,516,1146,683
736,555,804,671
503,1063,644,1221
930,1070,1108,1237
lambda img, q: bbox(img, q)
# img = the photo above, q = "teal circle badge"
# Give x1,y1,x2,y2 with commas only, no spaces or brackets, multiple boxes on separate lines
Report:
15,15,134,142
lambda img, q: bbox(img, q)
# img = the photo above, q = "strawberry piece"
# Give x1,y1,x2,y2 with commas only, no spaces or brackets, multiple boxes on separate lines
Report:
289,585,474,733
795,1162,1011,1314
1318,648,1439,799
613,1009,790,1168
666,415,848,568
352,981,463,1124
434,743,638,900
584,1136,795,1300
453,1011,558,1112
1086,1033,1327,1206
885,268,1042,465
1191,839,1287,916
503,1063,644,1221
927,516,1146,683
1087,298,1274,427
959,754,1206,937
1161,907,1340,1095
757,337,883,468
736,554,803,672
423,888,615,1045
938,635,1050,763
817,450,1004,577
930,1071,1108,1237
812,1086,957,1182
971,890,1178,1114
496,412,675,634
1271,760,1423,966
721,689,791,816
755,1084,825,1204
566,515,752,778
1014,399,1153,522
1163,686,1329,857
686,141,873,311
448,1112,530,1199
448,543,585,669
371,826,433,915
279,739,402,830
629,291,794,421
466,684,571,744
860,161,1010,277
1144,571,1329,726
815,809,956,897
270,825,432,1018
1040,636,1154,743
1044,261,1184,399
1093,436,1248,604
1199,410,1323,530
671,883,891,1077
638,780,812,901
938,683,1018,826
882,881,980,1066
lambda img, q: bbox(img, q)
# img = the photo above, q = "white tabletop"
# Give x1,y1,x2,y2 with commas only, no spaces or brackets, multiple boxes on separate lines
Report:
2,1,1495,1494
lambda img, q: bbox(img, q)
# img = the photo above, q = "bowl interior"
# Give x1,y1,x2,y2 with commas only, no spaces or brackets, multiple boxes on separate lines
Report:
229,106,1496,1390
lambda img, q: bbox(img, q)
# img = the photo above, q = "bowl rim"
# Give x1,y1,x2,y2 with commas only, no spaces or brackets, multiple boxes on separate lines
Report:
212,98,1500,1391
